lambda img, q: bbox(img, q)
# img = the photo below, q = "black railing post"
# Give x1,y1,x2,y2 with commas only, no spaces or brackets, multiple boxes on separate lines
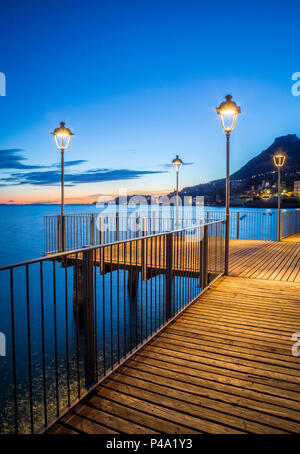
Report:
115,212,119,242
57,215,61,253
165,233,173,321
82,249,96,388
99,216,104,274
90,214,95,245
61,215,65,252
141,218,147,281
236,212,240,239
200,225,208,288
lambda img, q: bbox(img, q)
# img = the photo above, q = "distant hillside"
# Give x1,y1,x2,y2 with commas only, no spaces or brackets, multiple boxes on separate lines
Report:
231,134,300,180
179,134,300,199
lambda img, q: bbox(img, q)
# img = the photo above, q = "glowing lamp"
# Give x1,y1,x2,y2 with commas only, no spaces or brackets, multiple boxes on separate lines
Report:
273,149,286,168
216,95,241,133
51,122,74,151
172,155,183,173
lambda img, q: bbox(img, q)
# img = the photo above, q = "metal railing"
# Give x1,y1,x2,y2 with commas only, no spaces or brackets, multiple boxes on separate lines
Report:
44,213,206,254
205,209,300,241
280,209,300,239
0,220,225,434
44,209,300,254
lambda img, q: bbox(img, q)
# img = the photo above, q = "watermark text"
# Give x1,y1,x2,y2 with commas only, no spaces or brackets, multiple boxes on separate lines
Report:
0,72,6,96
291,72,300,96
0,332,6,357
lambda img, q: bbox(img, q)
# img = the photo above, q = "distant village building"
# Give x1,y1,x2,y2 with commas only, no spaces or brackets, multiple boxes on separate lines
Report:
294,180,300,196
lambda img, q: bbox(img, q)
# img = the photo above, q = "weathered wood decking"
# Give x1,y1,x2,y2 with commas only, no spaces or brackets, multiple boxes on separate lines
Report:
229,239,300,282
48,269,300,434
283,232,300,242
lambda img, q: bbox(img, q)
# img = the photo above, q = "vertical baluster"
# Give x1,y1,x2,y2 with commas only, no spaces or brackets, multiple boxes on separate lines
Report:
40,262,47,428
117,243,120,363
52,262,59,417
64,264,70,407
10,269,18,433
110,245,113,369
165,233,173,321
75,254,81,398
83,248,96,388
93,249,98,380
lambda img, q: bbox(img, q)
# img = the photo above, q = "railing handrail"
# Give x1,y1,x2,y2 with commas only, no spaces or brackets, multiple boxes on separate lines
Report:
44,208,300,216
0,219,225,272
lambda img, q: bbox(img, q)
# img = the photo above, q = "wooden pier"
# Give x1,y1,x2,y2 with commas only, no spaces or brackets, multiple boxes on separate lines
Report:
48,236,300,434
229,238,300,282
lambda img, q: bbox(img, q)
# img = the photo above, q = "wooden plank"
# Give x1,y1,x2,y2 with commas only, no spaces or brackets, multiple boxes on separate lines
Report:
282,232,300,242
131,354,300,406
167,324,294,357
46,423,80,434
122,359,300,416
228,240,300,282
110,367,300,432
139,344,300,384
96,384,244,434
48,274,300,434
59,412,119,434
132,352,300,405
161,329,297,364
88,394,199,434
74,403,156,434
186,305,300,330
155,331,300,370
105,374,288,433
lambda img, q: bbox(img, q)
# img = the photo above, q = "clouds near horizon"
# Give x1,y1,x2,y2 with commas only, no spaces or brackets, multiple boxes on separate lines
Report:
0,148,165,187
0,149,42,170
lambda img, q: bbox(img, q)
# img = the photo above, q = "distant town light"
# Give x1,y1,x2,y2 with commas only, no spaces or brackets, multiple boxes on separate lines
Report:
172,155,183,173
216,95,241,133
51,121,74,151
273,149,286,168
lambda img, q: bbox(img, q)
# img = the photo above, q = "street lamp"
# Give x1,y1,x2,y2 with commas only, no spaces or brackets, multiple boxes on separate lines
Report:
216,95,241,275
172,155,183,229
51,122,74,217
273,148,286,241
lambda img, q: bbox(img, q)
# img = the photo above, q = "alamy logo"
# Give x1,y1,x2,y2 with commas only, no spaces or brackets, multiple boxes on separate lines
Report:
291,72,300,97
291,332,300,357
0,72,6,96
0,332,6,356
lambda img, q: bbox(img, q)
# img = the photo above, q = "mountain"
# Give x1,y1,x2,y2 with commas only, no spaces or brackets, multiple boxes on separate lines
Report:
231,134,300,180
179,134,300,201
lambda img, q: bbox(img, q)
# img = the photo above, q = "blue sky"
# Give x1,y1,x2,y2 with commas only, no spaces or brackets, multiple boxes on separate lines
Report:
0,0,300,203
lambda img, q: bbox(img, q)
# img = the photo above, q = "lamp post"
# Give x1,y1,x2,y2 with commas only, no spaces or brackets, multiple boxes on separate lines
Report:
273,149,286,241
172,155,183,229
216,95,241,275
51,122,74,251
51,122,74,216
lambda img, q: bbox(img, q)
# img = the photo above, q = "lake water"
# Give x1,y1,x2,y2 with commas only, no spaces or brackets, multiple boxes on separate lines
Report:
0,204,293,433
